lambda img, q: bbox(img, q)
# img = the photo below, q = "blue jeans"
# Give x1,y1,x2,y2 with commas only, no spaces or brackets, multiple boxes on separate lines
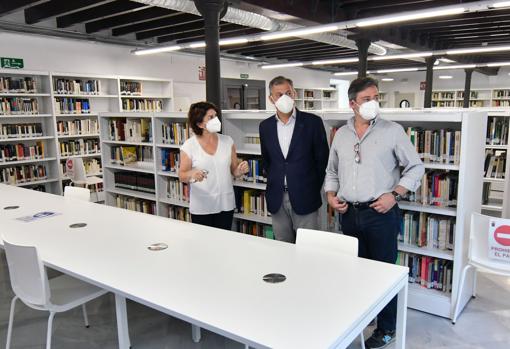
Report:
340,204,401,332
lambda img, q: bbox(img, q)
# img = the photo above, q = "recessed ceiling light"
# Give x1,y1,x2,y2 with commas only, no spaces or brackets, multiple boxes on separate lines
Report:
439,75,453,79
381,78,394,81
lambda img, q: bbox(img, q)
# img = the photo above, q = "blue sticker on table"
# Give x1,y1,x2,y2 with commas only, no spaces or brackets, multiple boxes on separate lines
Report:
15,211,61,223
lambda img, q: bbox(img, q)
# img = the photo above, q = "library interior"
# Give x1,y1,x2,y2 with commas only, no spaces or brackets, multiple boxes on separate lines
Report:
1,1,510,349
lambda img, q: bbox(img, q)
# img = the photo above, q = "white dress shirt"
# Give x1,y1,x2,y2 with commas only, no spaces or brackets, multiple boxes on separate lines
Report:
276,109,296,186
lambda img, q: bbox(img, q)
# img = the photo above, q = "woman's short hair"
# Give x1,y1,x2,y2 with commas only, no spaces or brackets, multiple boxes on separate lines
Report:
188,101,220,136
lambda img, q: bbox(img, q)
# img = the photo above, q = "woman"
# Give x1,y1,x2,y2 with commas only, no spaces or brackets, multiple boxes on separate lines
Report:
179,101,249,230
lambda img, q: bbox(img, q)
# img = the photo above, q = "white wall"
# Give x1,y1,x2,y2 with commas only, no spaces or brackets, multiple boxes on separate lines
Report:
0,31,333,109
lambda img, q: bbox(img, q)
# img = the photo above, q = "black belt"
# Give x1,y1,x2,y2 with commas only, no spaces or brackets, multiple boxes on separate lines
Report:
347,200,376,209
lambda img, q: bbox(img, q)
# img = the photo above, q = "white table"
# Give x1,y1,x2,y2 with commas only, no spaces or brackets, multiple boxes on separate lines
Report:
0,184,409,349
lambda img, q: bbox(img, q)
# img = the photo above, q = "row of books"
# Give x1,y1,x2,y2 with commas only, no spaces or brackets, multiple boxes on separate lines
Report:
54,98,90,114
493,89,510,98
406,128,461,164
432,92,455,100
0,142,45,162
108,118,152,142
431,101,455,107
407,171,458,207
0,123,43,139
240,158,266,183
397,252,453,293
235,189,270,217
235,221,274,239
161,122,191,145
486,117,509,145
399,211,455,251
165,178,190,202
120,81,142,95
1,164,48,185
484,150,506,179
56,119,99,136
121,99,162,112
245,134,260,145
110,146,153,165
61,158,101,177
1,77,37,93
114,194,156,215
457,91,479,99
167,206,191,222
161,149,180,172
492,100,510,107
114,171,155,194
54,79,102,95
59,139,100,157
0,98,39,115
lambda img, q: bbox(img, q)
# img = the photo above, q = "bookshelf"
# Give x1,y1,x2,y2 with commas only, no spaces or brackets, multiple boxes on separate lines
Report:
294,87,338,111
118,76,173,113
431,88,510,109
482,110,510,218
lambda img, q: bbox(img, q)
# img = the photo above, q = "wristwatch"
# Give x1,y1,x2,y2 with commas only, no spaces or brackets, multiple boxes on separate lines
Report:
391,191,403,202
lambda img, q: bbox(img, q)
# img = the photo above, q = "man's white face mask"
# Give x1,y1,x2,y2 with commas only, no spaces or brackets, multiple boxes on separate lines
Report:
357,100,380,121
274,94,295,114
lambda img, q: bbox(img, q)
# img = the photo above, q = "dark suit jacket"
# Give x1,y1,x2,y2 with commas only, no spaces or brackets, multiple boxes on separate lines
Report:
259,109,329,215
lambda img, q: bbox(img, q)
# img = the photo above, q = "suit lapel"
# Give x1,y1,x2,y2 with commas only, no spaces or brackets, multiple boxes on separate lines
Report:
269,115,285,160
286,109,304,159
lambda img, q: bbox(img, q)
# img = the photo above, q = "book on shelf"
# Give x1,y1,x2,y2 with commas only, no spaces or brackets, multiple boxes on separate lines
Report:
406,127,461,165
239,158,266,183
1,77,37,93
120,81,142,96
0,123,43,138
1,164,47,185
161,149,180,172
114,194,156,214
60,139,100,157
54,78,102,95
399,211,455,251
493,100,510,107
110,145,153,166
61,158,101,177
165,177,189,202
108,118,152,142
486,117,509,145
235,220,274,238
234,188,269,217
114,171,155,193
122,98,162,112
484,149,507,179
57,119,99,136
493,89,510,98
397,252,453,293
161,121,191,145
0,142,45,162
407,171,458,207
0,97,39,115
244,134,260,145
54,97,90,114
432,101,455,108
167,206,191,222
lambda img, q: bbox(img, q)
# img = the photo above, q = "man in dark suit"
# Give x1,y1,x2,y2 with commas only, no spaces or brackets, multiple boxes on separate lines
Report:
259,76,329,243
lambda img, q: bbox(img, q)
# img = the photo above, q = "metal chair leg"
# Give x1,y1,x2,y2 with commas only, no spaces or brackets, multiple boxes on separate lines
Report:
6,296,18,349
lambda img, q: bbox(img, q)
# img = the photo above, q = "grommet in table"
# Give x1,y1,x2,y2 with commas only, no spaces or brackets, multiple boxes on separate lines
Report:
148,243,168,251
69,223,87,228
263,273,286,283
3,206,19,210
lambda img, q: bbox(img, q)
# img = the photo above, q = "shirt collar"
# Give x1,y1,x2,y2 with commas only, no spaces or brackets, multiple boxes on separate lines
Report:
275,107,297,125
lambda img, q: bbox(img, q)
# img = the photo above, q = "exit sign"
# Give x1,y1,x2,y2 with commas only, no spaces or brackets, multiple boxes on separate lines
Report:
1,57,24,69
240,73,249,79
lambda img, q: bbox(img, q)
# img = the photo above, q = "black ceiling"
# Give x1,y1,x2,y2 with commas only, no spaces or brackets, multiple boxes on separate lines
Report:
2,0,510,74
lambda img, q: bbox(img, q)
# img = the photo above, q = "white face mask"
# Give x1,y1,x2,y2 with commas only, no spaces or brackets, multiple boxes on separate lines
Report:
357,100,380,121
205,117,221,133
274,94,295,114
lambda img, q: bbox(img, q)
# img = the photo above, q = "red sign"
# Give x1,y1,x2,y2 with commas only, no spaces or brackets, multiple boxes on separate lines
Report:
494,225,510,246
420,81,427,90
198,66,206,81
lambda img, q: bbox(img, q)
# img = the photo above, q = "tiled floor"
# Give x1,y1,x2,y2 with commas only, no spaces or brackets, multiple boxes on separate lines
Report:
1,249,509,348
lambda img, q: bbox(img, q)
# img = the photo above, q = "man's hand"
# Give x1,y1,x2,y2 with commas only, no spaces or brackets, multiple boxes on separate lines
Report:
327,193,348,214
370,193,396,213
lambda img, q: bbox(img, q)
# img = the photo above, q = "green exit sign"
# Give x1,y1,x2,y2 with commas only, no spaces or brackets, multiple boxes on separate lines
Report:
240,73,249,79
1,57,24,69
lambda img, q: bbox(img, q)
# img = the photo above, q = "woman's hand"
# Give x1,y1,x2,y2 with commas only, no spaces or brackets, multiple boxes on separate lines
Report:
190,169,208,183
234,161,249,178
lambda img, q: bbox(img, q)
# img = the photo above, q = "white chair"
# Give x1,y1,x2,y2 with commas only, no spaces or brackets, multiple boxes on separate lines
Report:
64,186,91,202
452,213,510,324
3,238,108,349
65,157,103,202
296,228,365,349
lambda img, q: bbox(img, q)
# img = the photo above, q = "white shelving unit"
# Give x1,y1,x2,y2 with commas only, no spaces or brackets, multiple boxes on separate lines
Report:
294,87,338,111
431,88,510,109
118,76,173,113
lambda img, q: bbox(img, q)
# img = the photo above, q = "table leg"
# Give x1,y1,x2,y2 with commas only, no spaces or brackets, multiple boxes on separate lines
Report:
115,294,131,349
192,324,201,343
395,281,408,349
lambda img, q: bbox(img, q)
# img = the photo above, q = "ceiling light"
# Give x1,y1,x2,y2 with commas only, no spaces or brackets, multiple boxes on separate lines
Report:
356,7,465,27
439,75,453,79
261,62,304,69
219,38,248,46
312,57,359,65
381,78,394,81
133,45,182,55
439,58,456,63
260,25,338,41
490,33,510,37
434,60,440,65
189,42,206,48
492,1,510,8
376,67,421,73
487,61,510,67
446,45,510,55
434,64,476,70
371,52,433,60
333,72,358,76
